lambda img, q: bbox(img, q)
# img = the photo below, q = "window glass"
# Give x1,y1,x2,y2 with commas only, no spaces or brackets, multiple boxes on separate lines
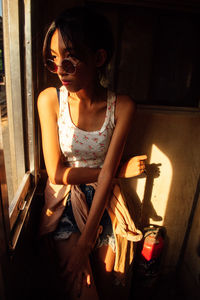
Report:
1,0,25,210
0,0,36,240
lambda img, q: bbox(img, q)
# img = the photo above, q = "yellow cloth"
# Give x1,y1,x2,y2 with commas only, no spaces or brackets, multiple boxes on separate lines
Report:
107,183,143,282
39,178,143,282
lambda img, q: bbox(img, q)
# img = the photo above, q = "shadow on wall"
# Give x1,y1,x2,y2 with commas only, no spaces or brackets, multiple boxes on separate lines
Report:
122,107,200,269
141,163,162,227
120,163,162,229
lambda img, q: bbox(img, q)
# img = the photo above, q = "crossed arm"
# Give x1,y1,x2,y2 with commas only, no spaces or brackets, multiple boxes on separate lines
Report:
37,88,147,276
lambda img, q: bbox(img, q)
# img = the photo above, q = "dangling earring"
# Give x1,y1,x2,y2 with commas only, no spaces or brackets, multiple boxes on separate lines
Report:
97,68,105,87
99,65,111,88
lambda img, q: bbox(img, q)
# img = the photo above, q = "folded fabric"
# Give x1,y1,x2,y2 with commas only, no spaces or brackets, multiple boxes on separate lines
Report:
39,178,143,283
107,183,143,283
39,179,71,236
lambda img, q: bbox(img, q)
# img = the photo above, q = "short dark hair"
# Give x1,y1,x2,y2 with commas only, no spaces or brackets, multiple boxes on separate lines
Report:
43,6,114,77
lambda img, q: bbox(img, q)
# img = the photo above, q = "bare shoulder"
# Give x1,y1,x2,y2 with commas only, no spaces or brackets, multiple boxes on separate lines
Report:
37,87,58,111
115,94,136,120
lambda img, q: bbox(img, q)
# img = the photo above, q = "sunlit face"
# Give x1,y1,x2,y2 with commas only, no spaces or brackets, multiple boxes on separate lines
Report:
50,29,97,92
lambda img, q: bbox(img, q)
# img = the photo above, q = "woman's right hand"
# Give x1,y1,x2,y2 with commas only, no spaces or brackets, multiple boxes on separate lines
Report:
75,268,91,297
64,243,92,295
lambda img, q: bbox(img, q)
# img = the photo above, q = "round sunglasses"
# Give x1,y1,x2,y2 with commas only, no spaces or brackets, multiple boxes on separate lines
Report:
45,57,80,74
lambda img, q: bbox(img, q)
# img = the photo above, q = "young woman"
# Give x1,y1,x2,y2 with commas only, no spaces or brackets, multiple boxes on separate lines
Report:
37,6,147,300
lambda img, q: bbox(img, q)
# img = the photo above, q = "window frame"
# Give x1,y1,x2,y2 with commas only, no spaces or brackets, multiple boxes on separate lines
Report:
1,0,38,251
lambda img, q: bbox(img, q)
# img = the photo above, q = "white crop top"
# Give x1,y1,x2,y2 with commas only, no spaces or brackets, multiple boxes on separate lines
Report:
58,86,116,168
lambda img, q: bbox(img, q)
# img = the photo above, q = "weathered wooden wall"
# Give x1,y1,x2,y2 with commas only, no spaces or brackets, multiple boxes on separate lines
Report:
121,108,200,270
181,176,200,297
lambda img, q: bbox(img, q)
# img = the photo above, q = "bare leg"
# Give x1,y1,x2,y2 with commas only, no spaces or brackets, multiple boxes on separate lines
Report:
54,233,99,300
92,244,131,300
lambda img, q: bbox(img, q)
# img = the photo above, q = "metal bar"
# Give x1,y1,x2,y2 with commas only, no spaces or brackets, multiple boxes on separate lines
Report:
0,109,10,300
9,182,36,251
24,0,37,182
0,108,10,244
9,172,31,229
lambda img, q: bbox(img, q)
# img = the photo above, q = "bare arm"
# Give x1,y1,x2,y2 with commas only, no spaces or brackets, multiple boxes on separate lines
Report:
37,87,101,185
77,95,136,249
65,95,136,278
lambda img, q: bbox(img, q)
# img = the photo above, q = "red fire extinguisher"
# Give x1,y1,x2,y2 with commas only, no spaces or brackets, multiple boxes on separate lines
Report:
141,226,164,261
133,226,166,291
134,225,165,279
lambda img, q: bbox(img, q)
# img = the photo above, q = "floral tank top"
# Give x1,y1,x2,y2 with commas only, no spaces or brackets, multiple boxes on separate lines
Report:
58,86,116,168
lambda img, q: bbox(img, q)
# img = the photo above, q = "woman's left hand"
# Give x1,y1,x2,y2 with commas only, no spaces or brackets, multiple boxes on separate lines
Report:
118,155,147,178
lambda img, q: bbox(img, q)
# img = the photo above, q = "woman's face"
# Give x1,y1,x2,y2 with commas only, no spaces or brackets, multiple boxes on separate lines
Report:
50,29,97,93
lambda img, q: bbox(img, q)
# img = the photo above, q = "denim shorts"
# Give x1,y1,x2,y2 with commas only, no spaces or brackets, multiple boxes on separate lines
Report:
53,184,116,252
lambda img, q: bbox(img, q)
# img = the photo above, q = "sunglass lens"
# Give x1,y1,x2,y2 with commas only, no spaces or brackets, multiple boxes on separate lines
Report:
46,59,57,73
62,60,76,74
